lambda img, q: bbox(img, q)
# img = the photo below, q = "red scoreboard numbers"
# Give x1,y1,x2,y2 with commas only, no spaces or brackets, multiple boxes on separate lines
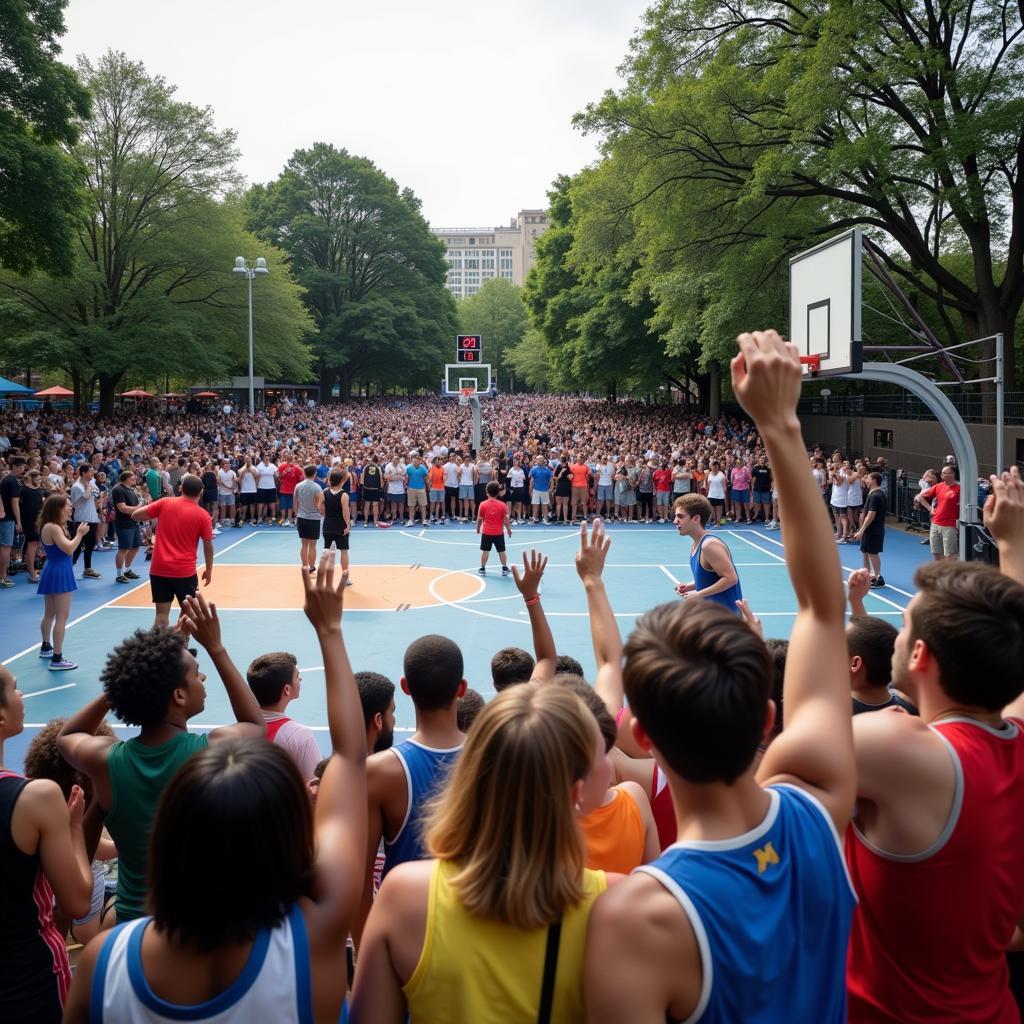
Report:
457,335,481,363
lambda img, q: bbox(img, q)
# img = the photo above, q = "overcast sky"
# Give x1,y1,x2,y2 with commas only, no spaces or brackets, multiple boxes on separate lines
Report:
60,0,650,228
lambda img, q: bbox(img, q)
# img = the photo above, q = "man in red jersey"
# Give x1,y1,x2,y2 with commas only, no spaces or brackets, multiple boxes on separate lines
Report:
475,480,512,576
132,474,214,628
915,463,961,561
846,465,1024,1022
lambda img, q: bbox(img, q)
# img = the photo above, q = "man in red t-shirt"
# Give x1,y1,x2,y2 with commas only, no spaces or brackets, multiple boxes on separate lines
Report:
653,464,674,523
132,474,214,627
569,456,591,522
475,480,512,576
915,464,960,561
277,458,304,527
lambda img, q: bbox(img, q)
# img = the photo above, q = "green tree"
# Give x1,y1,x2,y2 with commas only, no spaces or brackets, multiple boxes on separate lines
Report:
245,144,457,400
457,277,528,387
0,53,312,411
506,328,553,392
579,0,1024,387
0,0,91,275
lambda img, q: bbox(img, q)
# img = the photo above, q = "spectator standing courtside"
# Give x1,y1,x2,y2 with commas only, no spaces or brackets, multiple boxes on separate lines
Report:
69,464,101,580
854,471,889,587
916,464,960,560
131,474,214,628
476,480,512,576
111,470,142,584
294,464,325,572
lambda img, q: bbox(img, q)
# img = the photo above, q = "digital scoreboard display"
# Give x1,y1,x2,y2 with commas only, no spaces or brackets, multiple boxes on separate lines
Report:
457,335,481,362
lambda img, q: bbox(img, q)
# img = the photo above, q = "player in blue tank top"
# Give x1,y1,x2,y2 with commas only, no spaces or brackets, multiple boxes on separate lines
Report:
671,493,743,612
585,330,857,1023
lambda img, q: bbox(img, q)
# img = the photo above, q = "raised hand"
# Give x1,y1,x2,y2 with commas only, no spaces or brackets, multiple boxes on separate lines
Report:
302,547,348,633
179,593,223,651
846,568,871,604
76,522,90,536
576,517,611,585
736,597,764,638
512,549,548,599
731,330,802,431
67,784,85,827
985,466,1024,549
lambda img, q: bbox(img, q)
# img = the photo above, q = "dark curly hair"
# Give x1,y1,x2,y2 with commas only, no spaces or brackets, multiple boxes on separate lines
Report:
23,717,115,800
101,628,191,728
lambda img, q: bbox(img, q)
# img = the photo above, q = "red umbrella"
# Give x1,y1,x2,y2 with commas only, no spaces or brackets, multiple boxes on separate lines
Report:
34,385,74,397
120,389,154,398
160,391,187,398
194,391,221,398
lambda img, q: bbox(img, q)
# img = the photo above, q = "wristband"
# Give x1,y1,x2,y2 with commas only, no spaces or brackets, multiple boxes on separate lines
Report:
524,595,541,608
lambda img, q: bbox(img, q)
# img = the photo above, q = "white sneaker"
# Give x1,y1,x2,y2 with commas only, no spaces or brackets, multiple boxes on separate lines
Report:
213,528,222,536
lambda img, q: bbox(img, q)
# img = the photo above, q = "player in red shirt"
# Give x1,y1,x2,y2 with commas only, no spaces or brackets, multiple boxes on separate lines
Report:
475,481,512,576
915,464,961,561
846,466,1024,1022
131,474,214,628
277,459,305,527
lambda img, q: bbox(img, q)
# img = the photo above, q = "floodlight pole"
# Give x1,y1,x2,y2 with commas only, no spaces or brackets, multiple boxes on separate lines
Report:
232,257,269,414
996,332,1005,475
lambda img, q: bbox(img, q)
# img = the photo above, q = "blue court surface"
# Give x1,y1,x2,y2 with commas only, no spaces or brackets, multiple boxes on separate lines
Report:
1,520,925,769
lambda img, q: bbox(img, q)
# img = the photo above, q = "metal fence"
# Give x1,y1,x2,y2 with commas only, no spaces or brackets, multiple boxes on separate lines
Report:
798,391,1024,425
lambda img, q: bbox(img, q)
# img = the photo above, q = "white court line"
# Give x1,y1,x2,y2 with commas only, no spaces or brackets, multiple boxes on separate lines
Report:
398,530,578,548
659,565,681,585
2,532,257,666
521,609,905,618
724,530,909,613
23,682,77,699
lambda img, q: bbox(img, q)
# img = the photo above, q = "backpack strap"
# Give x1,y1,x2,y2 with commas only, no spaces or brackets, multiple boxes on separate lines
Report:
537,919,562,1024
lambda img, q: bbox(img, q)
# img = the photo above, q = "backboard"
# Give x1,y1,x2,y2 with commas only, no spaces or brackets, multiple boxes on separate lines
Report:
789,228,862,376
444,363,492,396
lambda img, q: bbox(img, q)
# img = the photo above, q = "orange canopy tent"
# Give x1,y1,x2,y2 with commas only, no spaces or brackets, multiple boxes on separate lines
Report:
193,391,221,398
34,386,74,397
119,389,154,398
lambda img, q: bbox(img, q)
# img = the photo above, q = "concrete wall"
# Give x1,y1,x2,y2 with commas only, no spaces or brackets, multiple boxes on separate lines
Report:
798,414,1024,476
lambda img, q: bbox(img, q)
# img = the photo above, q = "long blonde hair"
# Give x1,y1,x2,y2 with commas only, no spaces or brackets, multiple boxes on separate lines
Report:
424,683,594,930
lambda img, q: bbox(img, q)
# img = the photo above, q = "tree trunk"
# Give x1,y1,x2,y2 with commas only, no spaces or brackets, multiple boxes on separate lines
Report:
72,370,82,414
318,363,337,403
708,362,721,421
97,373,122,418
606,380,618,402
339,367,353,401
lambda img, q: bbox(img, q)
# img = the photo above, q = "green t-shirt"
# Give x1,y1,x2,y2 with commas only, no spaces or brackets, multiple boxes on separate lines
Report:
145,467,163,500
105,731,209,919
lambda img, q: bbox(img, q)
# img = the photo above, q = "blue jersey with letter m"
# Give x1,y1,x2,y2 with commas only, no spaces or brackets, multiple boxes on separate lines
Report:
382,739,462,880
637,784,856,1023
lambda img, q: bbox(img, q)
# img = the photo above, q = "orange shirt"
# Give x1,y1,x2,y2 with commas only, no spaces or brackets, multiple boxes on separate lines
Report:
570,462,590,489
428,465,445,490
580,785,646,874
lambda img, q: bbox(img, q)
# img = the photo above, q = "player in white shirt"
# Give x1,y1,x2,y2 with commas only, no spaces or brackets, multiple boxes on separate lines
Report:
217,461,239,528
255,458,279,524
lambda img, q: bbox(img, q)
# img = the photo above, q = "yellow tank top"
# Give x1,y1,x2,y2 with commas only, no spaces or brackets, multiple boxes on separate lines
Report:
403,859,607,1024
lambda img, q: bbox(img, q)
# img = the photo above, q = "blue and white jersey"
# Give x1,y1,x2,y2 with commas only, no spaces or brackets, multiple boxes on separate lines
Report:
382,739,462,880
637,785,856,1024
689,534,743,613
90,904,316,1022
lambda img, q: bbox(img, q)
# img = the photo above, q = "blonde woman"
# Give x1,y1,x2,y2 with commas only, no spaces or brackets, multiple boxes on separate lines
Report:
352,684,611,1023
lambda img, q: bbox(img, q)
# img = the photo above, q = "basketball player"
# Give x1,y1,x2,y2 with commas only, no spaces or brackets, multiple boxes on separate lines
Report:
671,492,743,612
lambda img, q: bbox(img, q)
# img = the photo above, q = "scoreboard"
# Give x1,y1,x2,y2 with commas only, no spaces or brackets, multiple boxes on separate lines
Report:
457,334,481,363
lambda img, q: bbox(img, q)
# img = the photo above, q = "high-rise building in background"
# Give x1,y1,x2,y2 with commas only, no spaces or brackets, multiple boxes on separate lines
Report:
433,209,550,299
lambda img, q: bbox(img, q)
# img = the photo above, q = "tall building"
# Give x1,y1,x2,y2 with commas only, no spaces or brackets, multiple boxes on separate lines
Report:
433,209,550,299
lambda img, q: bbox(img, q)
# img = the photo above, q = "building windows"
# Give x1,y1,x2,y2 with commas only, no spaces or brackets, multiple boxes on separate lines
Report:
465,258,479,270
500,270,513,280
481,259,495,269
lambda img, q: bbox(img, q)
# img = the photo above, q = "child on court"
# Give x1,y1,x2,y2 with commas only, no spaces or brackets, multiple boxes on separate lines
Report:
476,480,512,576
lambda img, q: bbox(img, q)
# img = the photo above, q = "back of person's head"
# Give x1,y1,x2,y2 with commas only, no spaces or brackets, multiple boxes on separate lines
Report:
303,464,316,478
147,738,314,952
328,468,345,487
491,647,535,691
37,493,68,531
869,471,883,487
119,469,133,483
554,654,584,678
553,674,615,752
675,493,712,526
425,683,593,929
485,480,500,497
456,688,486,732
24,717,115,800
847,617,898,688
403,635,464,711
763,638,788,737
101,629,191,728
180,474,203,498
623,601,772,784
247,652,298,707
355,670,395,728
906,562,1024,710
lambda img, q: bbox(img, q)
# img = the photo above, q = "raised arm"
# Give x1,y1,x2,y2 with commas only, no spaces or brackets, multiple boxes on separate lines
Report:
301,550,368,947
24,781,92,920
56,694,117,810
985,466,1024,588
735,331,853,831
511,549,557,681
846,568,870,618
178,594,264,740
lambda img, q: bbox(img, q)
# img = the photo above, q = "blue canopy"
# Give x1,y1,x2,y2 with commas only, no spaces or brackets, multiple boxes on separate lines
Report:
0,375,32,394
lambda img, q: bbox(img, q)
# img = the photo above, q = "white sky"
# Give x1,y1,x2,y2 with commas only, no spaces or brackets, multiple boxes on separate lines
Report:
60,0,649,228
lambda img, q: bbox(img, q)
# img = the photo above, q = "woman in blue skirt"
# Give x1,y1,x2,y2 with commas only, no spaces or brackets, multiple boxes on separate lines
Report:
37,493,90,671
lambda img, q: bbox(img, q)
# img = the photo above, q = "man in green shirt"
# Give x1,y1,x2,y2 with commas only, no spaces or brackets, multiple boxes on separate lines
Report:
58,595,265,920
145,458,164,501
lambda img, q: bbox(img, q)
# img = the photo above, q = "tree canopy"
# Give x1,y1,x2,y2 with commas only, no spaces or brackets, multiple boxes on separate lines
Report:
245,144,458,399
0,0,91,275
457,277,528,390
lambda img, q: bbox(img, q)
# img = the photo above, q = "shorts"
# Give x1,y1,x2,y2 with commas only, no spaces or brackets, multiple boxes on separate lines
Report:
571,487,588,502
930,523,958,557
597,484,614,501
481,533,506,552
532,490,550,506
297,518,321,540
731,488,750,504
459,484,475,500
73,862,107,928
830,503,848,513
407,488,427,510
656,491,671,506
429,489,445,503
240,491,256,506
203,491,218,506
387,490,406,503
256,487,277,504
323,530,350,551
218,492,236,506
279,493,294,511
860,532,885,555
115,525,142,550
150,573,198,606
0,521,16,546
22,521,40,543
709,497,724,508
752,491,771,506
362,489,382,504
511,487,529,505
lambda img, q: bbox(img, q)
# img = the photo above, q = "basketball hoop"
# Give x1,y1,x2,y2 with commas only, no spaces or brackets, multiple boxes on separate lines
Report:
799,354,821,374
459,387,474,406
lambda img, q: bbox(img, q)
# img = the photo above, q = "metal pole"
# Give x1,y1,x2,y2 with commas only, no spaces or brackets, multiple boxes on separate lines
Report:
995,332,1004,475
247,269,255,415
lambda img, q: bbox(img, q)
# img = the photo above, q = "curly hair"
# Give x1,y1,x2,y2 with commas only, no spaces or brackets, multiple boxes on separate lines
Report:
23,717,115,800
101,628,190,728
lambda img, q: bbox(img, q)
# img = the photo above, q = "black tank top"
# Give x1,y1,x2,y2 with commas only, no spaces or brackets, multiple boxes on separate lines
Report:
362,465,382,490
0,772,67,1021
323,488,346,533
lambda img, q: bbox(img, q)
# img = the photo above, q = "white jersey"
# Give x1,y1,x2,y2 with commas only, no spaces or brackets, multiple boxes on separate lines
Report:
217,469,237,495
598,463,614,486
239,468,258,494
508,467,526,489
385,463,406,493
255,462,278,489
90,906,314,1022
830,470,848,508
458,463,476,486
706,471,726,501
846,474,864,507
442,461,459,488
